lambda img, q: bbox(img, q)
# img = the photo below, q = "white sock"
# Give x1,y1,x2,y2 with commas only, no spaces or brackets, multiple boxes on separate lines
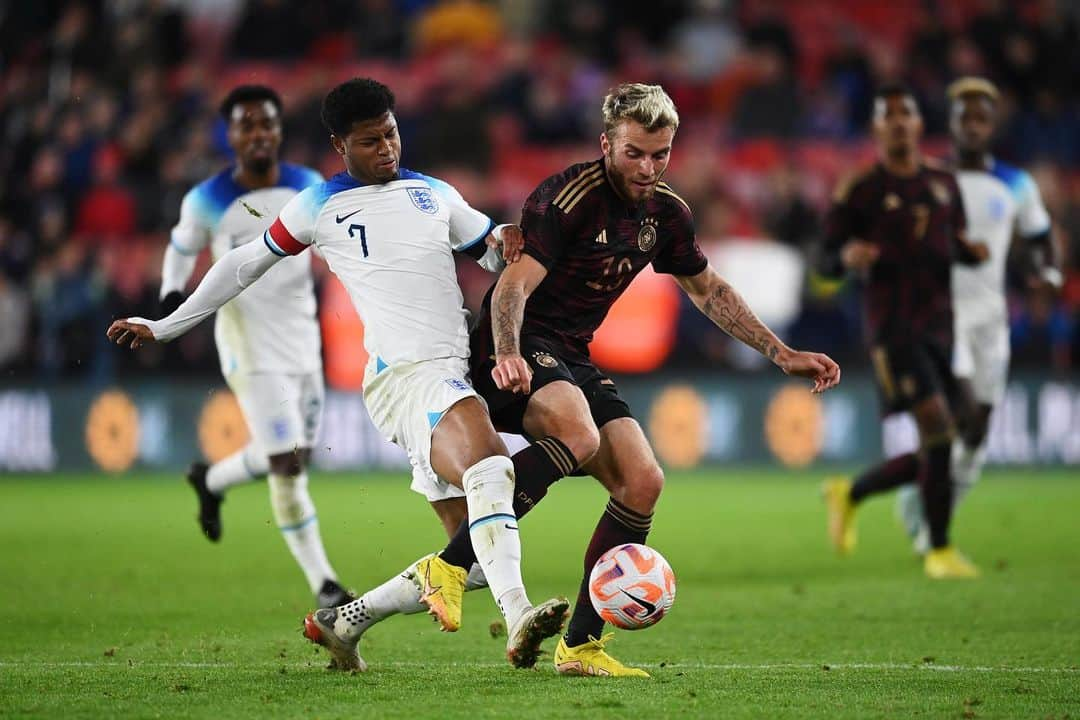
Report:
463,456,531,624
896,483,923,540
206,444,267,495
333,564,426,642
269,470,336,594
952,441,986,507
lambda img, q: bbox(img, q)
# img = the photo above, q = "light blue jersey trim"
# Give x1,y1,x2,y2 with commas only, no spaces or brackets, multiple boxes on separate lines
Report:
263,230,288,257
279,515,317,532
427,410,446,429
990,160,1051,236
169,237,201,255
376,356,389,374
469,512,517,530
458,218,496,252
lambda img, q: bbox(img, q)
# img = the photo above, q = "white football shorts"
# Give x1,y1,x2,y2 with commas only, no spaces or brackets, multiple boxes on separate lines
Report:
364,356,480,502
228,371,324,457
953,317,1010,406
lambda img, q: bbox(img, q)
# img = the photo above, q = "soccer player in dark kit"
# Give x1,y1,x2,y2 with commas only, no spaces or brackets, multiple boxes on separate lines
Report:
819,84,989,579
424,83,840,676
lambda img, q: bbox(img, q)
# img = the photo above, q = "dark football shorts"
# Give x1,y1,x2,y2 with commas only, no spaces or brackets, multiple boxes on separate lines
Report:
469,334,633,436
870,339,960,416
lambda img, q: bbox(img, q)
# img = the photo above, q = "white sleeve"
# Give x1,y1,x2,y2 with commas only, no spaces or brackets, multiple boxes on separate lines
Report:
160,244,198,298
134,240,283,342
170,189,213,255
429,179,495,253
1016,171,1052,238
161,189,212,297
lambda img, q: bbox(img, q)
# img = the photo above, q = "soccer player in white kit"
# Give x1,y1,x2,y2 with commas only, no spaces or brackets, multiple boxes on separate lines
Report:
161,85,351,608
108,78,568,670
893,77,1059,551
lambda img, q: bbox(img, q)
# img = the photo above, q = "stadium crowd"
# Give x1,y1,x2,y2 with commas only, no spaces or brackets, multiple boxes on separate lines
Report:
1,0,1078,384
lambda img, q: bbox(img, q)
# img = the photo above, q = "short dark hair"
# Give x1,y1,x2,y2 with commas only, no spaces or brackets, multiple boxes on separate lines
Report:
219,85,283,120
873,83,916,103
320,78,395,136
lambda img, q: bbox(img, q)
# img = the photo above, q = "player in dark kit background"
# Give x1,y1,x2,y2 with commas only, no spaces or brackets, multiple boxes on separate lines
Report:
428,83,841,677
819,84,989,579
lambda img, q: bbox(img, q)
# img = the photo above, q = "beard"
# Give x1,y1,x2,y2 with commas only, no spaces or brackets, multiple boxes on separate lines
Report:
606,155,654,205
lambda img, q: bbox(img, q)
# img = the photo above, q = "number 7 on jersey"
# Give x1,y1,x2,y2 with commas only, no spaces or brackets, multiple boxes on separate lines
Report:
347,223,369,258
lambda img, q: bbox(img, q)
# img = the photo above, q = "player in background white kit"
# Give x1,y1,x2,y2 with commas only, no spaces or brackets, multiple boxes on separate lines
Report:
108,78,569,671
160,86,352,608
892,77,1060,552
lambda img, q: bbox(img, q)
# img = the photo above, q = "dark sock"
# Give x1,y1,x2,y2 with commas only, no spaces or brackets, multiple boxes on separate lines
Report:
920,442,953,549
850,452,919,504
564,497,652,647
438,436,577,569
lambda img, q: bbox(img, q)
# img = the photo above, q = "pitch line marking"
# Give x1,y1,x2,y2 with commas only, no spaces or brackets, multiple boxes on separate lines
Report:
0,660,1076,674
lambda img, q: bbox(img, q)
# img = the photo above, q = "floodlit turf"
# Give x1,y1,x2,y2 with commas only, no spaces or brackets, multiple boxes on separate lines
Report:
1,469,1078,719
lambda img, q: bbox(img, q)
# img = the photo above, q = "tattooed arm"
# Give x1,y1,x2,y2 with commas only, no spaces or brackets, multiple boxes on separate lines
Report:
489,254,549,394
676,264,842,392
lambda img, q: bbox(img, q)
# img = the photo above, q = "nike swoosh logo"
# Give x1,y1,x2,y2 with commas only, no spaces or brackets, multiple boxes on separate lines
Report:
504,524,518,531
335,209,363,224
621,589,657,616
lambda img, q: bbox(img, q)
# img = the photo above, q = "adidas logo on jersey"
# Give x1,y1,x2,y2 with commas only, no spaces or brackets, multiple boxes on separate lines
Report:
594,230,608,244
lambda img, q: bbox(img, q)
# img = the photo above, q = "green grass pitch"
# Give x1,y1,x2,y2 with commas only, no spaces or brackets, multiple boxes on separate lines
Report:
1,469,1078,719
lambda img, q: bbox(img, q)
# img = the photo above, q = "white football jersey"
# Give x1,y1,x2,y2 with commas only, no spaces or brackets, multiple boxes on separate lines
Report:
953,160,1050,327
263,169,493,369
170,163,324,376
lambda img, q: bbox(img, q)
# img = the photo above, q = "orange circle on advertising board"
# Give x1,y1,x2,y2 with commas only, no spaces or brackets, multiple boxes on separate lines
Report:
590,266,680,374
764,384,824,468
648,384,708,468
198,389,250,463
85,390,140,473
320,274,368,391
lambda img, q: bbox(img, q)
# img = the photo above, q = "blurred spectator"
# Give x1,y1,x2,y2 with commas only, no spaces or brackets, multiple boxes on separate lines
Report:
0,270,29,371
229,0,314,59
761,166,818,251
730,46,800,139
1012,287,1073,371
0,0,1077,379
32,241,111,380
72,145,137,245
413,0,503,54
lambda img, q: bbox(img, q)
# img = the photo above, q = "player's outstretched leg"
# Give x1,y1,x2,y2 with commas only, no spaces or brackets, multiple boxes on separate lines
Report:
556,497,652,678
432,435,579,619
557,419,658,678
912,397,978,580
186,444,269,542
267,456,344,602
460,454,568,667
302,558,434,671
823,453,918,555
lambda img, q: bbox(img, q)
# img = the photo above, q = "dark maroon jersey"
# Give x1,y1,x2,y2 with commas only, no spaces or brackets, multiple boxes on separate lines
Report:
479,159,707,360
821,161,978,348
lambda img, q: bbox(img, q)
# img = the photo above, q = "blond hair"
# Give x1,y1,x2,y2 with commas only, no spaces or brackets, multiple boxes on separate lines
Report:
601,83,680,137
947,76,1000,104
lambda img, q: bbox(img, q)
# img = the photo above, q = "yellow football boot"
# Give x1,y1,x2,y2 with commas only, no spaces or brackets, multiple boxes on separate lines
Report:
924,546,979,579
822,477,857,555
553,634,650,678
414,553,467,631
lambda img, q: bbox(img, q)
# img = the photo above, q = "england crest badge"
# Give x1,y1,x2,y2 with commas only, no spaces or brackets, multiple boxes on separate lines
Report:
408,187,439,215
